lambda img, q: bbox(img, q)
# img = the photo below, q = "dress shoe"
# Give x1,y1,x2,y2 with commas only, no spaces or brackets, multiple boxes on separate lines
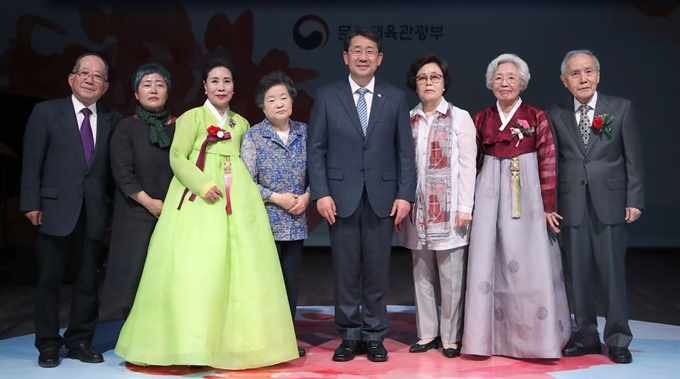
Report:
67,342,104,363
442,342,462,358
332,340,362,362
409,337,440,353
607,346,633,364
298,347,306,357
364,340,388,362
38,345,60,368
561,341,602,357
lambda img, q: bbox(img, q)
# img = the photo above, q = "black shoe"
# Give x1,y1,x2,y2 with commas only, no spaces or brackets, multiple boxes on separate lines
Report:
364,340,388,362
442,342,462,358
38,345,60,368
607,346,632,364
298,347,306,357
332,340,362,362
409,337,440,353
67,342,104,363
561,341,602,357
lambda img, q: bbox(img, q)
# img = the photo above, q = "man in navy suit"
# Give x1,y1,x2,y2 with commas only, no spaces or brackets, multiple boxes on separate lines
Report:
307,27,416,362
546,50,644,364
20,53,122,368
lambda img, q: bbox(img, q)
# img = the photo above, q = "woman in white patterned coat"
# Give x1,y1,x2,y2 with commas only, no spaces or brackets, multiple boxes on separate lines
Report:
397,54,477,359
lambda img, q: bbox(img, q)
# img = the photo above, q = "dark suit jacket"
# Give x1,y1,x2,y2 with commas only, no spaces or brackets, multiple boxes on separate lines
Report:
307,79,415,218
20,96,123,239
546,93,644,226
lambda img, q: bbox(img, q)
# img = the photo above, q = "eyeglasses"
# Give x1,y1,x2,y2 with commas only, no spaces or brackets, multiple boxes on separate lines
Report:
416,74,443,85
72,70,105,83
493,75,518,85
349,48,378,58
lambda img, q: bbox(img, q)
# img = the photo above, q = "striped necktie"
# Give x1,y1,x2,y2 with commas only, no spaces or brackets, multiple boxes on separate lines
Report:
356,87,369,135
80,108,94,165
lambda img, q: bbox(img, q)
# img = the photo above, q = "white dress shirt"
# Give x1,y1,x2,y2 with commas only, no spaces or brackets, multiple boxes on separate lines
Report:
348,75,376,127
71,95,98,146
573,91,598,124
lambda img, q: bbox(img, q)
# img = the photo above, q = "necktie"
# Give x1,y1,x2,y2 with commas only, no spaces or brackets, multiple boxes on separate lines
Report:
356,87,369,136
578,104,590,148
80,108,94,166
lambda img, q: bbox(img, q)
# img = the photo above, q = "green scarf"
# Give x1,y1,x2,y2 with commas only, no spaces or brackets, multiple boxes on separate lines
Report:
136,104,171,148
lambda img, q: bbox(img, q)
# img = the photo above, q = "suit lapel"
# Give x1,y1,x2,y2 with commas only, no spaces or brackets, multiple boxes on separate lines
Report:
365,81,385,141
90,103,111,169
559,100,586,156
336,82,365,137
57,98,88,167
586,93,610,156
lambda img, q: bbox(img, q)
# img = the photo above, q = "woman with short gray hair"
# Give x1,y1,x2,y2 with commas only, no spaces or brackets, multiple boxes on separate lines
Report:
484,53,531,91
241,70,309,357
462,53,571,359
103,63,175,315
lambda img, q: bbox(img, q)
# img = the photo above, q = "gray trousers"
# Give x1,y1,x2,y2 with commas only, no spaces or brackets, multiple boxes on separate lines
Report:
411,245,467,344
561,190,632,348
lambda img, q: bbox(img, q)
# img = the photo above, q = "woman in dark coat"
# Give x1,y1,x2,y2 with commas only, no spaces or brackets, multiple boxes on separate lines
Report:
102,63,175,316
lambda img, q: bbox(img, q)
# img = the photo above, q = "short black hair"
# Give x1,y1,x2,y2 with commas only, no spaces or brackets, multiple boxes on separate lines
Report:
132,63,171,92
343,26,382,52
202,58,235,81
406,54,452,94
255,70,297,109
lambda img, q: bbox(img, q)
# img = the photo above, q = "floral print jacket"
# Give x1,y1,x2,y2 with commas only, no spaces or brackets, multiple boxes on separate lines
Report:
241,118,309,241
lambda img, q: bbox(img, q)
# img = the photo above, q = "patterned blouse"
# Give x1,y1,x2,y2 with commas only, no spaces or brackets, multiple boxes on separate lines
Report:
241,118,309,241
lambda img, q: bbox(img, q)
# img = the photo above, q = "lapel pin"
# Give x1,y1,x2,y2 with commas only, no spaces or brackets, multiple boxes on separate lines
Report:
377,93,382,98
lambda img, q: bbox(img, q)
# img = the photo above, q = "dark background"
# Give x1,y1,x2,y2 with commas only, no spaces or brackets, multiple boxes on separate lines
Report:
0,1,678,282
0,0,678,343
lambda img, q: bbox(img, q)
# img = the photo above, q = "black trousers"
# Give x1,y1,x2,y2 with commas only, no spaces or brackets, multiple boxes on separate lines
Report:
275,239,304,320
329,189,393,342
34,207,101,351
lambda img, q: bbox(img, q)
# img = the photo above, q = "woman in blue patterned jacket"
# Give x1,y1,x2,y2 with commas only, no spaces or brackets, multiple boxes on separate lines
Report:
241,70,309,357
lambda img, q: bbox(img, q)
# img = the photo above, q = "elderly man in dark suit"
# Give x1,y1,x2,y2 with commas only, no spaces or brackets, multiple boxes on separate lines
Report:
546,49,644,364
307,26,416,363
20,53,122,368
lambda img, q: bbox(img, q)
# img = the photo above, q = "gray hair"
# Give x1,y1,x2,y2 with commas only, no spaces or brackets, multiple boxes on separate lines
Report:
132,63,171,92
255,70,297,109
71,53,109,82
485,53,530,91
560,49,601,76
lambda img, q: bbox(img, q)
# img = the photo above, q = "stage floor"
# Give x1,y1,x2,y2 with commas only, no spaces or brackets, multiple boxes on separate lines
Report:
1,305,679,379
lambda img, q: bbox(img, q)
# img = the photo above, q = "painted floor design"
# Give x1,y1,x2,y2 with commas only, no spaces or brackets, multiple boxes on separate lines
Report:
1,306,678,378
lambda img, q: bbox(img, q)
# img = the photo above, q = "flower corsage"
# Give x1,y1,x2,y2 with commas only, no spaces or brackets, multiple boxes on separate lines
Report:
509,119,535,147
592,114,613,140
207,125,232,141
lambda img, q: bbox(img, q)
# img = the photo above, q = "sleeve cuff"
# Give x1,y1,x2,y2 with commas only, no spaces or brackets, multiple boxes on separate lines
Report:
198,181,217,198
457,206,473,214
262,188,273,201
121,184,144,199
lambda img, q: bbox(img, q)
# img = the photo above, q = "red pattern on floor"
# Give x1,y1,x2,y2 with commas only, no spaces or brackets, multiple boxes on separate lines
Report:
125,310,615,378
